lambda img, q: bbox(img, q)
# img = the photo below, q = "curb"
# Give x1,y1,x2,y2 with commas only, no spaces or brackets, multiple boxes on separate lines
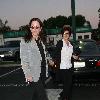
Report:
0,64,21,67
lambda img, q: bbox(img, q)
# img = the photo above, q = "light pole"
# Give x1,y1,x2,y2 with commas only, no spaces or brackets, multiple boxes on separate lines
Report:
98,8,100,28
71,0,76,41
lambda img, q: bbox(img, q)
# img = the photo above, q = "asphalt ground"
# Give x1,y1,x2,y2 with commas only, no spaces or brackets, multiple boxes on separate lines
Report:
0,66,100,100
0,82,100,100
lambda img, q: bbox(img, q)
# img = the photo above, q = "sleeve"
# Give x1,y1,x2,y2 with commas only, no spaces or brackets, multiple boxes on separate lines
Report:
54,40,62,60
20,39,32,78
73,45,81,56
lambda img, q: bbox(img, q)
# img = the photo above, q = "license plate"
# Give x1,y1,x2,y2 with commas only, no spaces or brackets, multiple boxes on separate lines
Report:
74,62,85,68
0,55,4,57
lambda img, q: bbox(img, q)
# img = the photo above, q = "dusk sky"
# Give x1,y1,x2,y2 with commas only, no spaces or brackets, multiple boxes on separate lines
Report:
0,0,100,29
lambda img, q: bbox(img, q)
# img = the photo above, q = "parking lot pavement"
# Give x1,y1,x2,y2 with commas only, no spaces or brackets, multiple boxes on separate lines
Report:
0,84,100,100
46,89,62,100
72,84,100,100
0,66,100,100
47,84,100,100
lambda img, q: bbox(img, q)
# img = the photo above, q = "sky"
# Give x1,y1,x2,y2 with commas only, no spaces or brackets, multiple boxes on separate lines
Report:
0,0,100,30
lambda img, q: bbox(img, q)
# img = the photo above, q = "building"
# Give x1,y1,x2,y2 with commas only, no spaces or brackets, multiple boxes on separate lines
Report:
45,29,62,46
0,26,92,46
72,26,92,40
2,31,26,43
45,26,92,46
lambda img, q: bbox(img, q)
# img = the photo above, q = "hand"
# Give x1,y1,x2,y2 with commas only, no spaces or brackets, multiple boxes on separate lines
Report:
48,59,54,66
72,55,79,60
26,76,33,83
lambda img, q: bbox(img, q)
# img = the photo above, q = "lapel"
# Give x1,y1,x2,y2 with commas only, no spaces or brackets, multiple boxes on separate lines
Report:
57,40,63,52
41,41,47,58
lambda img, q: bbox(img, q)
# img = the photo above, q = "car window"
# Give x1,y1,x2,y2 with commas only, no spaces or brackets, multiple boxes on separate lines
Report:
78,41,99,54
97,45,100,51
4,41,20,47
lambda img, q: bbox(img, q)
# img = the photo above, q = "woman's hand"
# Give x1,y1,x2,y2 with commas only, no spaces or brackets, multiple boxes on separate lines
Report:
72,54,79,60
48,59,55,66
26,76,33,83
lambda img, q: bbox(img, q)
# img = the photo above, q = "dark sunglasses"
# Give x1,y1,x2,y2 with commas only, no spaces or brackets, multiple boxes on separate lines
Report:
30,26,40,29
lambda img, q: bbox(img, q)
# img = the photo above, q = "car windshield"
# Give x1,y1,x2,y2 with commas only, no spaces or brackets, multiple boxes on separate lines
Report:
4,41,20,47
78,41,99,54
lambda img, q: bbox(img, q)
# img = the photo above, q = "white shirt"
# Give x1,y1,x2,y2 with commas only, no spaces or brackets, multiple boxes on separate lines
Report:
60,39,73,69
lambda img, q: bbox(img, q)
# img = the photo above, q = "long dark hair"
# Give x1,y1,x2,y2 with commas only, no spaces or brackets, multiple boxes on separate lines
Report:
24,18,43,43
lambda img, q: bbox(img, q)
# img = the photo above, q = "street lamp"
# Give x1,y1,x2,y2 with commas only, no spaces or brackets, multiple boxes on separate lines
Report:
98,8,100,28
71,0,76,41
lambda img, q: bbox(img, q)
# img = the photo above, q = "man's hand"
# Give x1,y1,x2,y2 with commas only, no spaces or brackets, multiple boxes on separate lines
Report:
26,76,33,83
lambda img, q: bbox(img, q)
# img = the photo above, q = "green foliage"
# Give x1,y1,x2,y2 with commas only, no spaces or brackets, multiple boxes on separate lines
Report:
0,19,11,33
43,15,67,28
18,25,29,31
43,14,89,29
92,29,100,41
0,26,11,33
67,14,86,27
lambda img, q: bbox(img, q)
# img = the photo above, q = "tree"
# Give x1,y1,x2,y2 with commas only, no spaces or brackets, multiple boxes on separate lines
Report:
0,19,4,27
43,14,89,29
67,14,86,27
92,29,100,41
43,17,56,28
19,25,29,32
43,15,67,28
0,19,11,33
55,15,68,28
0,26,11,33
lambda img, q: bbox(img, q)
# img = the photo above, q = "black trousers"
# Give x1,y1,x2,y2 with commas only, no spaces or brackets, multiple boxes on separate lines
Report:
30,79,48,100
59,69,73,99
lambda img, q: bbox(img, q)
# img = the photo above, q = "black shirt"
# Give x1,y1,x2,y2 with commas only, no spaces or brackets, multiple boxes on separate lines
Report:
35,39,46,82
35,39,46,67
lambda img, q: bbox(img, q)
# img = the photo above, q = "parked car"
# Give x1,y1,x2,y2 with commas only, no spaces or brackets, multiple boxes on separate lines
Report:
0,40,20,62
47,39,100,82
97,44,100,51
72,39,100,81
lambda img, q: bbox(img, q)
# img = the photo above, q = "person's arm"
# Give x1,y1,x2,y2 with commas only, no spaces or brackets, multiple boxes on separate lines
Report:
72,54,79,60
53,40,62,68
46,51,55,66
72,45,81,60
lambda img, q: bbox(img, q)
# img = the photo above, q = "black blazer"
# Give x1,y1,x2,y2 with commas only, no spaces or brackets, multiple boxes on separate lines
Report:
54,40,64,69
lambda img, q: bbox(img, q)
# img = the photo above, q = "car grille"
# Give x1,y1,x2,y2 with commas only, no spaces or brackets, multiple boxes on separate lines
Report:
0,51,9,55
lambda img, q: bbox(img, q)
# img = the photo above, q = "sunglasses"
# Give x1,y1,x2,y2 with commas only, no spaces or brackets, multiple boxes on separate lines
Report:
30,26,40,29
